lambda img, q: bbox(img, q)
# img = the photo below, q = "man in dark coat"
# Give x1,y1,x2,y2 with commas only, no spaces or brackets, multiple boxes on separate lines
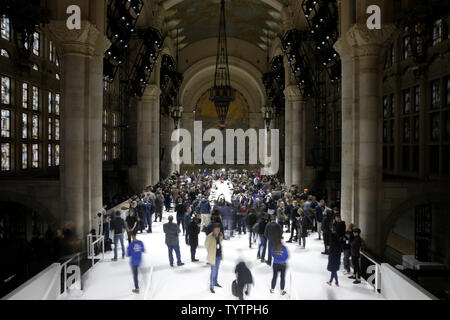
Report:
246,209,258,248
187,217,200,262
163,216,184,267
321,209,333,254
264,216,283,266
350,228,362,284
315,200,325,240
327,234,342,286
154,192,165,222
234,261,253,300
332,214,346,241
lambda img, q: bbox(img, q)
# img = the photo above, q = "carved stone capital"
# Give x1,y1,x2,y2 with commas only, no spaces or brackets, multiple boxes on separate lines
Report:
334,23,398,58
142,85,162,102
284,85,303,102
95,34,111,56
46,21,101,57
281,6,295,32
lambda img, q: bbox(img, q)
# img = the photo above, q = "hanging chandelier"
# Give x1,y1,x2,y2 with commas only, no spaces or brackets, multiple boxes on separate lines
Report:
209,0,235,128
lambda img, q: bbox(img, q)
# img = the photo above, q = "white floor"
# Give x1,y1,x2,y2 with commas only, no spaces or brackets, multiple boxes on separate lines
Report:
66,180,384,300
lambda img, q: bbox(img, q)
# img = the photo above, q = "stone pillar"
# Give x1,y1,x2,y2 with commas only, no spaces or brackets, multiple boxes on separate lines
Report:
136,85,161,190
88,35,110,232
285,86,304,188
284,100,292,186
47,21,105,238
334,23,396,251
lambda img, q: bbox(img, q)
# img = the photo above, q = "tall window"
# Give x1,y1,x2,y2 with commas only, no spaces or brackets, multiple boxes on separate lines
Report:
0,16,10,41
429,78,450,176
1,29,61,175
48,92,60,167
1,75,11,171
32,32,40,56
432,19,442,46
22,83,41,169
383,95,395,170
401,88,420,172
403,27,410,60
103,104,121,161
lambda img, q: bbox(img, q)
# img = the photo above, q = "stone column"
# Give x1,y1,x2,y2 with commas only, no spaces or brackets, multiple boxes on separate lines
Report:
137,85,161,190
87,35,110,232
285,86,304,188
284,100,292,186
47,21,103,238
334,23,396,251
334,39,356,225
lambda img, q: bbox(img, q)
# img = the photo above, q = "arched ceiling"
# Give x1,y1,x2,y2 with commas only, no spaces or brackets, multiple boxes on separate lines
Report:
161,0,287,50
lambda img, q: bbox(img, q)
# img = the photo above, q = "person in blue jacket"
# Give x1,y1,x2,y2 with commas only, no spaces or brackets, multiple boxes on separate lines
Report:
327,233,342,287
269,239,289,296
127,233,145,294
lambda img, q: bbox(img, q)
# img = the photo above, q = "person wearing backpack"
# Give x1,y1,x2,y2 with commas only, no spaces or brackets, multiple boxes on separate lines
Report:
234,261,253,300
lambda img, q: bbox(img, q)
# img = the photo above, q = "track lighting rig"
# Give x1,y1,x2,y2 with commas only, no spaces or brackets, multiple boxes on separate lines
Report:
129,27,162,97
160,54,183,115
262,55,285,118
104,0,144,82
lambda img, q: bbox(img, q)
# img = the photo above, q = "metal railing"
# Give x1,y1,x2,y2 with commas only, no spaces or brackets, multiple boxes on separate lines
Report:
86,234,105,269
361,251,381,293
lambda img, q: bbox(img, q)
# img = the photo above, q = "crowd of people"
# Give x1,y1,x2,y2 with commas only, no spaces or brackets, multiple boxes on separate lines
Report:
101,168,364,297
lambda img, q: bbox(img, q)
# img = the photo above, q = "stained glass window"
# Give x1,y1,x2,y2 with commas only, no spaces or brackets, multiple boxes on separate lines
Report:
0,16,10,41
49,40,54,62
32,115,39,139
431,113,440,141
32,32,40,56
55,119,60,140
1,143,10,171
431,80,440,109
55,94,60,115
414,86,420,112
23,83,28,109
1,49,9,58
32,144,39,168
48,144,52,167
32,86,39,110
1,109,10,137
48,92,53,113
403,89,411,114
22,144,28,169
1,76,11,105
103,145,108,161
55,144,60,166
432,19,442,46
22,113,28,139
48,117,52,140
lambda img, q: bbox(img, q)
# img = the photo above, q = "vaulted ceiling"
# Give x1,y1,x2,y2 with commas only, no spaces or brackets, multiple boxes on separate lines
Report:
162,0,287,51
